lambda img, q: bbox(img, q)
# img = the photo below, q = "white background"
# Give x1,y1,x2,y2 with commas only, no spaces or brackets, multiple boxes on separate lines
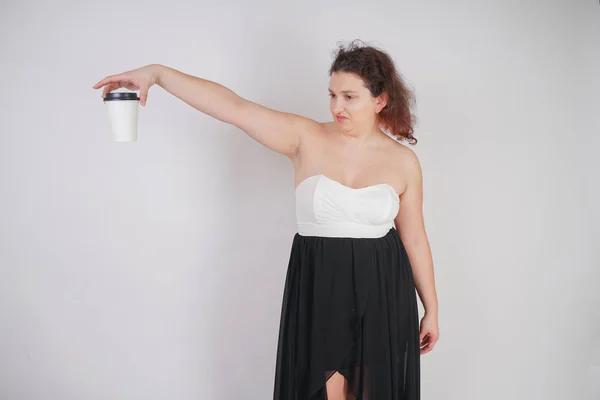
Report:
1,0,599,399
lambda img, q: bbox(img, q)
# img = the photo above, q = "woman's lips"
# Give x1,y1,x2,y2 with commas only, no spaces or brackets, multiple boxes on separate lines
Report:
336,116,347,122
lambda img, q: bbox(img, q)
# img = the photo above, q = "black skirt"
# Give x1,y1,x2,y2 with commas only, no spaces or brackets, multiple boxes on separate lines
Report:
273,227,420,400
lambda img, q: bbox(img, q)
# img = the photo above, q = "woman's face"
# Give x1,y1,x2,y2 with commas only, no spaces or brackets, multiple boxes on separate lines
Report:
328,71,386,132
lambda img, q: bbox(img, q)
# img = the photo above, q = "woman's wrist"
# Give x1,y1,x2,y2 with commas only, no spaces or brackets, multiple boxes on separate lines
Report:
424,306,438,317
151,64,166,87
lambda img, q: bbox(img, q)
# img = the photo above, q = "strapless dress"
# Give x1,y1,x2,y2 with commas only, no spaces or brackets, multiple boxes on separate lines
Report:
272,174,420,400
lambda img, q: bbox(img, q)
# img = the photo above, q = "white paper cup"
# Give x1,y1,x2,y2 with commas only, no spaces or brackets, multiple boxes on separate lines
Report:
104,92,140,142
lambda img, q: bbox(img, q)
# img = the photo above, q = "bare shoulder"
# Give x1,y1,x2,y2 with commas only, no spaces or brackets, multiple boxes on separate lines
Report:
291,115,329,144
397,142,421,174
307,120,336,137
294,120,333,153
386,138,422,188
231,98,323,159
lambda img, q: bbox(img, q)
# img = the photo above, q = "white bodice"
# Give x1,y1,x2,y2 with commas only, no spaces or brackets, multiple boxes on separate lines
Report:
295,174,400,238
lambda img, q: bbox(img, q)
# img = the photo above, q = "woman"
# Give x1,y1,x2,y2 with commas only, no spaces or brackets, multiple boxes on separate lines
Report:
93,40,439,400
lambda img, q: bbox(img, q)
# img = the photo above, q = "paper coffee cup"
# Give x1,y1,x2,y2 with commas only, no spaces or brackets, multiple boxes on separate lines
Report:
104,92,140,142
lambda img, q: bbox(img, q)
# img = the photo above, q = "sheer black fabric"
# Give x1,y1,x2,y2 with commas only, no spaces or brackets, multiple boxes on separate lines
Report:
273,227,420,399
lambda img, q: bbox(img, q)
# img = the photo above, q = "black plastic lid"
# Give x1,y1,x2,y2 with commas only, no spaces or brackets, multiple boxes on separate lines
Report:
103,92,140,101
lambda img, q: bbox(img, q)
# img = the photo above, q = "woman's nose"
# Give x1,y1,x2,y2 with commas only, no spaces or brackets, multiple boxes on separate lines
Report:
332,100,344,114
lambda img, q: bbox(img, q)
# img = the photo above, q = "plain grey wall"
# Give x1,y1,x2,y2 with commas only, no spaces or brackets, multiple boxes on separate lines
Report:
1,0,598,399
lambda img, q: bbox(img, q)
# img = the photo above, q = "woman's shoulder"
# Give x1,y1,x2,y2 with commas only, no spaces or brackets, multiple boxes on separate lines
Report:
313,120,336,134
299,120,336,141
378,133,421,179
393,141,422,183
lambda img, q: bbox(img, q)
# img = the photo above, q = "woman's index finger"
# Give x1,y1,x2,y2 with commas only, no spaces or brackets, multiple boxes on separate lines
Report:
92,74,120,89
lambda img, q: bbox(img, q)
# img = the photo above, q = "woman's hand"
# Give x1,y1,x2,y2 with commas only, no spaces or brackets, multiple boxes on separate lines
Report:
93,64,314,159
419,312,439,355
92,64,161,107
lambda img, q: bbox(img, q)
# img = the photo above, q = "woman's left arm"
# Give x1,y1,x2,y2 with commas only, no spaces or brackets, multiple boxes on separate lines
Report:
394,149,439,353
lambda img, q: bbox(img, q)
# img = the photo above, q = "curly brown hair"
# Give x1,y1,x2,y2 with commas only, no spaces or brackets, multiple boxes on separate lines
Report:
329,40,417,145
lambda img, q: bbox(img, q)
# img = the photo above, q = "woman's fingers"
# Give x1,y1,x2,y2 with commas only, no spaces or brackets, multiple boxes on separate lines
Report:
94,73,137,91
101,82,120,98
95,74,143,101
93,74,121,89
93,67,152,105
420,342,432,355
139,84,148,106
420,332,428,346
123,81,138,91
419,330,427,345
419,335,430,354
419,334,438,355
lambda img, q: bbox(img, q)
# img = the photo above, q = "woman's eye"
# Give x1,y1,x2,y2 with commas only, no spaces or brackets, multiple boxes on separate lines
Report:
329,94,353,100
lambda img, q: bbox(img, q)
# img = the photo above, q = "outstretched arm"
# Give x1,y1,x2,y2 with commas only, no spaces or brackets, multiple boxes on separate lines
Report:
94,64,317,159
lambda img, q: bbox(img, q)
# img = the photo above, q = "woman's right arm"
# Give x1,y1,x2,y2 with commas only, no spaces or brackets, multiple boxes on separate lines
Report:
94,64,317,159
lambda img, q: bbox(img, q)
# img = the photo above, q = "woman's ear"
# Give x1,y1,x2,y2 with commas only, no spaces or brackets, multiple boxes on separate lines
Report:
375,92,389,113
